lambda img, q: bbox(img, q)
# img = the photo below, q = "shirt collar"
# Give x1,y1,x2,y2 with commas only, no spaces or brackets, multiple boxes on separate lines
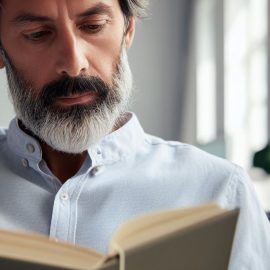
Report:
7,112,146,166
88,112,146,165
7,119,43,163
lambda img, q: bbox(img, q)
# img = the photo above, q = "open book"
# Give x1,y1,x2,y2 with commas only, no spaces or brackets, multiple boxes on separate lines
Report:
0,203,239,270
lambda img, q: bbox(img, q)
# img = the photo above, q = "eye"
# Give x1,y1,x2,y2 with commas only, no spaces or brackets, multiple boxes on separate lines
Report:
24,30,52,42
79,21,107,34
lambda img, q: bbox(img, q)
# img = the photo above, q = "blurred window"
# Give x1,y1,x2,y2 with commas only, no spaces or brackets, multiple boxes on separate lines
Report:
195,0,268,169
195,0,217,144
225,0,267,168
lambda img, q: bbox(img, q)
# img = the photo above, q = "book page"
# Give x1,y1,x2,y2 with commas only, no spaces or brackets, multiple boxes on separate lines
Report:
0,230,104,270
108,203,235,270
109,203,226,252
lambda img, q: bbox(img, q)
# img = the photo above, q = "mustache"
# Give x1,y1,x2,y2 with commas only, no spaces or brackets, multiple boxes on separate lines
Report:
39,75,110,106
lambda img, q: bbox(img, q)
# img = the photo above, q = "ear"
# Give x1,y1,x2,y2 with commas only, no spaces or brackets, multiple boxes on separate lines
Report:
124,17,135,49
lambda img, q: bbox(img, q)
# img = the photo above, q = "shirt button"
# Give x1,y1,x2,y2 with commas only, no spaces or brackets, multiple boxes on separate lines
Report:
97,149,102,155
60,193,69,201
26,143,35,154
21,158,29,168
90,165,104,176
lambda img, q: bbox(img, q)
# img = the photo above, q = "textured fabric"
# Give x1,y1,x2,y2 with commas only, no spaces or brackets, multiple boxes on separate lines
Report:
0,113,269,269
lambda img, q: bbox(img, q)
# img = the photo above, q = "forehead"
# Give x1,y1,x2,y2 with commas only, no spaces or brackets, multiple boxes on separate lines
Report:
1,0,119,19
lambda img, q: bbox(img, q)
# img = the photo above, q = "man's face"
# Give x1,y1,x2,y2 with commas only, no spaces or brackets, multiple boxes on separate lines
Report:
0,0,135,153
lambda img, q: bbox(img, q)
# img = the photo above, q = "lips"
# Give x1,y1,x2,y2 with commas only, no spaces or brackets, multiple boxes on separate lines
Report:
54,92,98,107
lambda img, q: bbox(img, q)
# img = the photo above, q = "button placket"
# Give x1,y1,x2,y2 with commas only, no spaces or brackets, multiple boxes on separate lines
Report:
51,175,85,243
51,191,71,242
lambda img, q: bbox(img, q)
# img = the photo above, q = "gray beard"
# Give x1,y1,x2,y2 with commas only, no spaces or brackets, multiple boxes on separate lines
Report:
2,48,133,154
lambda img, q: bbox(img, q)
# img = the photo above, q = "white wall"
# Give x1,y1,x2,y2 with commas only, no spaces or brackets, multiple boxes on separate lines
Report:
0,0,191,142
129,0,192,140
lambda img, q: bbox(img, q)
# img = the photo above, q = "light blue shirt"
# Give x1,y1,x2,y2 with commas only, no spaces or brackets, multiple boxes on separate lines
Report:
0,113,269,269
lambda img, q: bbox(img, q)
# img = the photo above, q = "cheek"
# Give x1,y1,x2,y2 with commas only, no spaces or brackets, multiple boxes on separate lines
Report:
1,40,49,91
85,34,123,84
16,58,49,91
89,51,119,84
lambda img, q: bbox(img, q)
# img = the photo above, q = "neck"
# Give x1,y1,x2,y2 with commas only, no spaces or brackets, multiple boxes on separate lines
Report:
41,142,87,183
18,120,87,183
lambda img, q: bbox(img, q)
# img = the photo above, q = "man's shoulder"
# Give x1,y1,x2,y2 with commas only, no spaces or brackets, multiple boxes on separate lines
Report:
143,133,238,179
144,133,228,162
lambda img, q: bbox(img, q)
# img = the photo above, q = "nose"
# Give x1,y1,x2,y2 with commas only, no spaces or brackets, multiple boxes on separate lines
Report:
55,30,89,77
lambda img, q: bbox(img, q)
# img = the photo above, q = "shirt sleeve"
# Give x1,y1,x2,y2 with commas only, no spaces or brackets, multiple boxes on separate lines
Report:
226,165,270,270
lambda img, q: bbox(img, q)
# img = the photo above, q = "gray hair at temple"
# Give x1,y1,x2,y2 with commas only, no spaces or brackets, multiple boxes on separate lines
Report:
119,0,149,19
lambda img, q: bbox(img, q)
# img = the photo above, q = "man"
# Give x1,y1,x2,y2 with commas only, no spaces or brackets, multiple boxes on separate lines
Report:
0,0,269,269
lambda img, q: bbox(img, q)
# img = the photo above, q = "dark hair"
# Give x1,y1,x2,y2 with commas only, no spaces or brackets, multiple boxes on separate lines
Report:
119,0,149,19
0,0,149,19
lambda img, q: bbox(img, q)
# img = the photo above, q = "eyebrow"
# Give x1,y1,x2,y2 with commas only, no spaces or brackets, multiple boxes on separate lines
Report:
11,14,52,25
78,3,113,18
11,3,113,25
